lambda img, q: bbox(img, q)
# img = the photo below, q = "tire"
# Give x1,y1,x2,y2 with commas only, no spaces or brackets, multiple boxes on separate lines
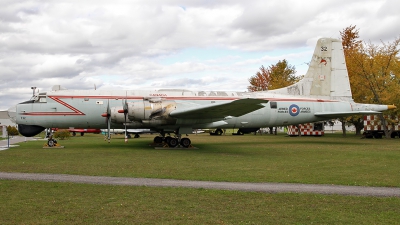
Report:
164,136,172,144
373,133,383,139
180,138,191,148
48,139,55,147
154,136,163,143
168,138,179,148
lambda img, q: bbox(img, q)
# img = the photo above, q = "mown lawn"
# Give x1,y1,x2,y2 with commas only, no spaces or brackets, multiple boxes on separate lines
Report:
0,133,399,224
0,133,399,186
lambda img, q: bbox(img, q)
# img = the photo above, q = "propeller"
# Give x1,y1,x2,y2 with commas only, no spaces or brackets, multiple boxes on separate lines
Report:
101,99,111,143
118,95,129,143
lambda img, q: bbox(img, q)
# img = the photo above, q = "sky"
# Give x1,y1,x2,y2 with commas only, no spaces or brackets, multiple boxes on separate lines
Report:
1,0,399,110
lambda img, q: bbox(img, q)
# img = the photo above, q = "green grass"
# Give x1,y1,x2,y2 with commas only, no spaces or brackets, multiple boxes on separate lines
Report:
1,133,399,187
1,180,399,225
1,133,400,224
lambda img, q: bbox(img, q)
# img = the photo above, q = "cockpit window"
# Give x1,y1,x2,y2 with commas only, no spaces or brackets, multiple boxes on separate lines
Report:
37,96,47,103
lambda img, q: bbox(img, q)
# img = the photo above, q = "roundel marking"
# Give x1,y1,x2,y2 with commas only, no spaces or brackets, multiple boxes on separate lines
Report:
289,104,300,117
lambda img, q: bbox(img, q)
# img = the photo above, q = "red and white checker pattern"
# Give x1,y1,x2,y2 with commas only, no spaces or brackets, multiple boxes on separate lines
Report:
364,115,400,131
287,123,324,136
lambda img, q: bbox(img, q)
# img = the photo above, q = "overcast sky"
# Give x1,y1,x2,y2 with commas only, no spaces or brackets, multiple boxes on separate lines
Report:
1,0,399,110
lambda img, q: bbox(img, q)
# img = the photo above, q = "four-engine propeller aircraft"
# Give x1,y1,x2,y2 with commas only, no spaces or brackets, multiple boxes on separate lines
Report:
8,38,396,147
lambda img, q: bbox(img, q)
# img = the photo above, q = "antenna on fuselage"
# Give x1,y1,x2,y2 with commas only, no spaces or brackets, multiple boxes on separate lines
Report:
30,87,37,97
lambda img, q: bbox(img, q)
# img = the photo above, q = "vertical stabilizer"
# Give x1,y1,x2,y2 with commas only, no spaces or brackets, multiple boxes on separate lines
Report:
269,38,353,101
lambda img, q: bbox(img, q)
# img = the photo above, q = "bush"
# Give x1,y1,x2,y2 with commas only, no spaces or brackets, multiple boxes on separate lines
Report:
53,129,70,140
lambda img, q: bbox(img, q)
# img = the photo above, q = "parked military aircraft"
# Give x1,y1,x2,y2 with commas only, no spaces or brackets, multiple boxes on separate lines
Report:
8,38,396,147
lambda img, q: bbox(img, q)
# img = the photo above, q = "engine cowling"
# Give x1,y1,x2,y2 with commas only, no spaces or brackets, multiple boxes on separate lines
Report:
110,107,125,123
110,100,177,124
128,100,176,122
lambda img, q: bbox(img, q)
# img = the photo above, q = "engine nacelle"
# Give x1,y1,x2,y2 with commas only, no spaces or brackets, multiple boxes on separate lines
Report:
128,100,176,122
110,106,126,123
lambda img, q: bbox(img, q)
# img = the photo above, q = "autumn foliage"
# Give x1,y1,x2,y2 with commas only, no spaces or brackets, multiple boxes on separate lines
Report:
6,126,19,136
340,25,400,136
248,59,300,91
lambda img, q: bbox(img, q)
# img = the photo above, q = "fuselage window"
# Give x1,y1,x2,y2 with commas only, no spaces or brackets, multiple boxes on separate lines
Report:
270,101,277,109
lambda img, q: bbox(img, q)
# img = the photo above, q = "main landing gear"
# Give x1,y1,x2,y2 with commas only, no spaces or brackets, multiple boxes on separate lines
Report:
153,134,192,148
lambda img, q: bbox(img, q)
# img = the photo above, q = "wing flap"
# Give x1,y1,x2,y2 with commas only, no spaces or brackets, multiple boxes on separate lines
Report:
170,98,268,119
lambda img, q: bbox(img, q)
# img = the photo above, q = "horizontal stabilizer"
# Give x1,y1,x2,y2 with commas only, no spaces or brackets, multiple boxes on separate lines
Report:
315,111,382,118
170,98,268,119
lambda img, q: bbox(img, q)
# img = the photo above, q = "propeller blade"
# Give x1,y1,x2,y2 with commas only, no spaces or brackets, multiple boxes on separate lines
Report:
107,99,111,143
123,93,128,143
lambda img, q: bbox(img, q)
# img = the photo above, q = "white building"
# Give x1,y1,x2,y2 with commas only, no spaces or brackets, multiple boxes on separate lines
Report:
0,111,16,138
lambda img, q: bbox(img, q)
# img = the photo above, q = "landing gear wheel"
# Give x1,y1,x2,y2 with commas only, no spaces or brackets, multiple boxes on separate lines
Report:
47,139,57,147
164,136,172,144
180,138,191,148
154,136,163,144
168,138,179,148
215,129,223,135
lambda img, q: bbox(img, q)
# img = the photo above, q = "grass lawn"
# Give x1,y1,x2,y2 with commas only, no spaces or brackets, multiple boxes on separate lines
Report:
0,133,399,224
1,133,399,186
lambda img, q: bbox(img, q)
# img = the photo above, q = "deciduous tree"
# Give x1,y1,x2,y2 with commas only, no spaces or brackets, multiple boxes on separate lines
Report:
248,59,299,91
340,25,400,137
6,126,19,136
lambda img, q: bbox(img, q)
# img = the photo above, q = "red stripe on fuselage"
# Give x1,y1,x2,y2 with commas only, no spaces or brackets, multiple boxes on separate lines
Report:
48,96,85,115
48,95,338,102
21,96,85,116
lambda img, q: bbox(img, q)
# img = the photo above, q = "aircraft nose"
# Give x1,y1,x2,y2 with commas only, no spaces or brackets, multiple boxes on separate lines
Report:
7,106,17,123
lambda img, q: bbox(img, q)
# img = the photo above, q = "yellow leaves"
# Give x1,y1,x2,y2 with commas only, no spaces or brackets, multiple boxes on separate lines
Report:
341,25,400,119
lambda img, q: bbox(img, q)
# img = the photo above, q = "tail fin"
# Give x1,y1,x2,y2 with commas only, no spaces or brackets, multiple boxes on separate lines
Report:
269,38,353,101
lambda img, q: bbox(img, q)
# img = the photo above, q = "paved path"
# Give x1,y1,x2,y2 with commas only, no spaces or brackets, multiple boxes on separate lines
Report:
1,172,399,197
0,136,36,150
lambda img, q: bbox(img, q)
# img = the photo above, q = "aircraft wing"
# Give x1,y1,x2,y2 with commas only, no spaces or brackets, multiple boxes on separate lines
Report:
170,98,268,119
315,111,382,118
